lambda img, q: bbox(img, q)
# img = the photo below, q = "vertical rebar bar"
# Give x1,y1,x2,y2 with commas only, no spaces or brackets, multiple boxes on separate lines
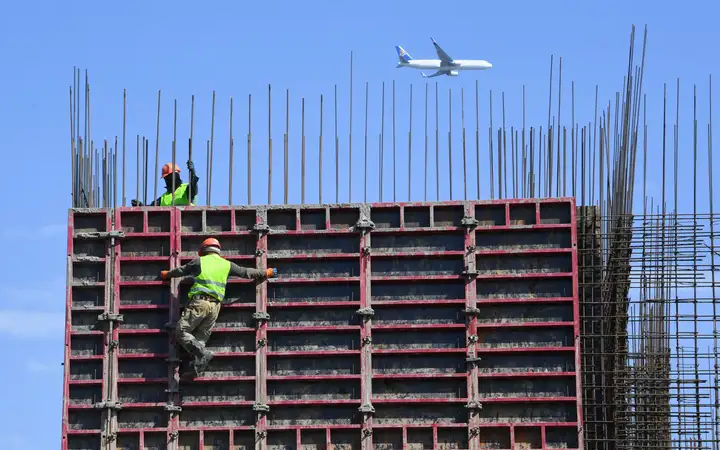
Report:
302,97,306,204
122,89,127,206
461,87,467,200
248,94,252,205
229,97,234,205
171,99,177,206
268,85,273,204
153,90,161,205
364,82,369,203
209,91,216,205
284,89,289,204
393,80,396,202
448,88,453,200
381,82,385,201
334,85,339,204
425,83,429,201
408,84,413,201
319,94,324,204
349,51,354,203
435,82,439,200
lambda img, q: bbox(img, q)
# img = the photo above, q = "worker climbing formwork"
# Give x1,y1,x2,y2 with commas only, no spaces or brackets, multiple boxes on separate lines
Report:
161,238,277,379
132,160,199,206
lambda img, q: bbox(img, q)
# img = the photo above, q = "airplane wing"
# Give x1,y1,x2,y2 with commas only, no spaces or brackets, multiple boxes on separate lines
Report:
430,38,454,64
422,71,446,79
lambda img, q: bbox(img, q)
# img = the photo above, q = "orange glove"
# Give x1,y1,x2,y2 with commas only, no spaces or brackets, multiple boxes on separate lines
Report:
160,270,169,280
266,268,277,278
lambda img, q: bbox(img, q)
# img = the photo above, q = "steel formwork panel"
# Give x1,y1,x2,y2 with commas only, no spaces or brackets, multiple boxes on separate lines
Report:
62,199,581,450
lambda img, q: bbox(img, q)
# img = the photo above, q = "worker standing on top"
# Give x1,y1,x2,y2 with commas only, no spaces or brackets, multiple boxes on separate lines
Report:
160,238,277,378
131,160,199,206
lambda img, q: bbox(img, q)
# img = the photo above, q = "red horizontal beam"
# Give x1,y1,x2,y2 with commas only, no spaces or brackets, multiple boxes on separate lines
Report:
475,346,575,353
475,321,575,329
267,375,360,381
267,325,358,333
476,248,572,255
269,277,360,284
372,348,464,355
267,399,360,406
267,350,359,357
476,297,574,305
372,324,466,330
267,253,359,260
372,373,466,379
478,396,577,403
477,371,576,379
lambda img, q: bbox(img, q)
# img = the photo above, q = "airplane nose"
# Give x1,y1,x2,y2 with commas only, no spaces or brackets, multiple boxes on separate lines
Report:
487,62,493,68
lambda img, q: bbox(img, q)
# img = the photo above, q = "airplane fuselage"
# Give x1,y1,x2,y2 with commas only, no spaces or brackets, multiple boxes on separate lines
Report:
397,59,492,71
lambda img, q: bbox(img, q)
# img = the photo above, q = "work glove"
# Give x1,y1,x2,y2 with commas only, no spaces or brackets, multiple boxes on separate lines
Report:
187,160,195,172
160,270,170,280
131,199,144,207
266,268,277,278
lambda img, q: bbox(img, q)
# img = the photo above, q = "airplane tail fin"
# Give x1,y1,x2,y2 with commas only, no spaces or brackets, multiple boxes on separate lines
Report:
395,46,413,63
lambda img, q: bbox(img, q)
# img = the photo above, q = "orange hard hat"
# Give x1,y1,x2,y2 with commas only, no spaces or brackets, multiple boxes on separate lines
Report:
199,238,221,255
161,163,181,178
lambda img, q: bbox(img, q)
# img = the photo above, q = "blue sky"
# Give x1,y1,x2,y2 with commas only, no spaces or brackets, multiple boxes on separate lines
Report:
0,0,718,447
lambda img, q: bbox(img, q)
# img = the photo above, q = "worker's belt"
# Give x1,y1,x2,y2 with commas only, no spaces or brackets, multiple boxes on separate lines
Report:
191,294,221,303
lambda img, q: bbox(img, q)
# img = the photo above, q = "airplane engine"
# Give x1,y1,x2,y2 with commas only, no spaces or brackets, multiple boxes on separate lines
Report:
448,71,459,76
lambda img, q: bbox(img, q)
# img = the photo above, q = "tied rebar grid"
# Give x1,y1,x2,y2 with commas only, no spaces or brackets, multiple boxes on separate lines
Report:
66,25,720,448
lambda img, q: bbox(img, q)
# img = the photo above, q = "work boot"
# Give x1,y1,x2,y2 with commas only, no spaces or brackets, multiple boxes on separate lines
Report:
192,349,215,375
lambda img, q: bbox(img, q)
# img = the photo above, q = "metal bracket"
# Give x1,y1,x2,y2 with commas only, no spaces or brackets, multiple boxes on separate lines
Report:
361,336,372,346
461,216,479,228
253,312,271,321
356,307,375,318
469,427,481,437
465,356,483,364
94,401,122,411
257,338,267,348
354,218,376,231
465,400,483,410
462,307,480,316
255,249,265,257
362,429,372,437
164,404,182,413
169,431,179,440
253,223,270,234
108,340,119,351
256,430,267,440
358,403,375,413
97,313,124,323
468,335,479,344
361,246,371,256
466,244,476,253
253,403,270,413
102,432,117,442
462,269,478,278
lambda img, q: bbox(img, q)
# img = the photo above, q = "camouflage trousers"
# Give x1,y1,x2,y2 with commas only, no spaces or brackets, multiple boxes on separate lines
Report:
174,294,221,358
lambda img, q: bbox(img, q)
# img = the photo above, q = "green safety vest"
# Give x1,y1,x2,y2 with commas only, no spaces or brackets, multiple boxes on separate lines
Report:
188,254,231,302
159,183,196,206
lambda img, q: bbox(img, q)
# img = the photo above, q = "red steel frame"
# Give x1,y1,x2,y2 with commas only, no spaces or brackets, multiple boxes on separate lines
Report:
62,198,582,450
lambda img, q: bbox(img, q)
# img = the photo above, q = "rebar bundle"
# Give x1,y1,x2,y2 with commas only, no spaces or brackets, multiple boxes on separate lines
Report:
66,25,720,449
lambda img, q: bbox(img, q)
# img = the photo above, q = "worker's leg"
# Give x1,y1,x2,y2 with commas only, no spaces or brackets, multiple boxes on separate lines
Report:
192,301,221,370
174,297,213,359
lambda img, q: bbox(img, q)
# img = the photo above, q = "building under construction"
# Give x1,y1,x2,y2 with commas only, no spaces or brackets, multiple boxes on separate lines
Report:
61,26,720,450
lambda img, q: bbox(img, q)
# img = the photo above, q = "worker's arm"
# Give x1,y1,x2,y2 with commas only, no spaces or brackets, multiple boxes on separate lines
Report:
186,160,200,203
161,258,201,279
228,262,276,281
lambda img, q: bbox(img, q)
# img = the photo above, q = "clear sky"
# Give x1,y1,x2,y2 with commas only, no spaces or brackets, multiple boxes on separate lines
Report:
0,0,718,447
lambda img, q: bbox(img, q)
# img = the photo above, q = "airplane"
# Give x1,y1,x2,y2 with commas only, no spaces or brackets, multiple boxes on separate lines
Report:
395,38,492,78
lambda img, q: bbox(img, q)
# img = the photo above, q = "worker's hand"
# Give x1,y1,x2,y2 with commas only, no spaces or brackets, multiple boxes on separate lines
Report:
131,199,144,207
266,268,277,278
187,160,195,172
160,270,170,280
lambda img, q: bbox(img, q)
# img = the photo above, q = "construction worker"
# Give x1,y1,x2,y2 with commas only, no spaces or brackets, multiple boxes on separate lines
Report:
160,238,277,378
131,160,199,206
